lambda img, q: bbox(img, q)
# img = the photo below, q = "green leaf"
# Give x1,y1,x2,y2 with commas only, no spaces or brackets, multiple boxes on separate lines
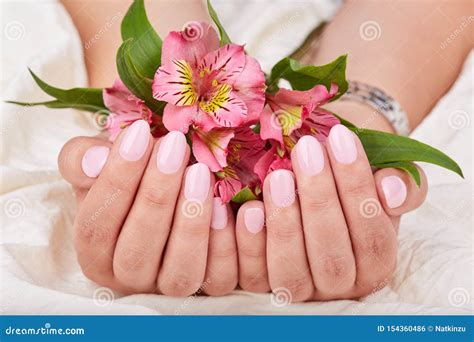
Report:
27,69,106,109
372,161,421,186
232,187,257,204
6,100,107,113
207,0,231,45
116,39,164,113
121,0,162,78
268,55,348,100
353,128,463,178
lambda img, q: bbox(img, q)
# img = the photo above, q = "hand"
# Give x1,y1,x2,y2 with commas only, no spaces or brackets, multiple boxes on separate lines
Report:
58,120,238,296
234,124,427,301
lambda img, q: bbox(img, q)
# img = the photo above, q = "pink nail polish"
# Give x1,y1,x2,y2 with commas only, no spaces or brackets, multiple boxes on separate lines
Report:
211,197,228,230
381,175,407,208
119,120,150,161
328,124,357,164
244,207,264,234
296,135,324,176
184,163,210,201
81,146,110,178
157,131,187,174
270,170,295,208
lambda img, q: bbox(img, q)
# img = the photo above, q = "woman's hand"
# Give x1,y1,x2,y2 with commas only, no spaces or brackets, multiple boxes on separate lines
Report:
58,120,238,296
234,124,427,301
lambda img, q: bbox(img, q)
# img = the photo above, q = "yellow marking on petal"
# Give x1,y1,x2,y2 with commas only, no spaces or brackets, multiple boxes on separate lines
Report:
276,105,303,136
199,83,232,115
172,59,197,106
212,79,218,87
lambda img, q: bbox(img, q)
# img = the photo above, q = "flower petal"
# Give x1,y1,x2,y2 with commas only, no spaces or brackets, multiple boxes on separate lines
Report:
198,84,248,128
152,60,197,106
233,56,266,124
259,104,284,145
191,129,235,172
161,22,219,66
198,44,246,84
214,177,242,203
275,84,337,107
103,79,141,113
162,103,198,133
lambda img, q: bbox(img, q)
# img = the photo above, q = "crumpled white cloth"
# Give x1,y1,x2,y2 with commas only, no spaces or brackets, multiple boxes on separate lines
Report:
0,0,472,315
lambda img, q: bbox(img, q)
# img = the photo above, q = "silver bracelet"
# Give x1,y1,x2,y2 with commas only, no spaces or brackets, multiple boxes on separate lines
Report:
340,81,410,136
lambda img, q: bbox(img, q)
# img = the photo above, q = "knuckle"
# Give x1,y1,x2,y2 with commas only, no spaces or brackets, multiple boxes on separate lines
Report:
238,244,266,259
75,219,114,246
278,276,313,302
343,176,374,197
138,184,173,210
240,274,270,293
102,174,134,198
159,274,201,297
269,224,302,244
205,278,237,296
362,227,395,258
212,246,237,259
114,246,147,274
318,254,354,280
303,193,339,213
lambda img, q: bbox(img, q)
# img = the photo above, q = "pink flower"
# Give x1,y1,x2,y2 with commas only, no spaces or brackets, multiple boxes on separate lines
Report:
214,127,266,202
260,84,339,147
103,79,153,141
254,143,292,183
152,22,266,134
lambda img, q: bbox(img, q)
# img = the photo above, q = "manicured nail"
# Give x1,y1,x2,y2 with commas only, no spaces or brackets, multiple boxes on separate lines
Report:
211,197,228,229
270,170,295,208
157,131,187,174
381,175,407,208
81,146,110,178
328,124,357,164
244,207,264,234
295,135,324,176
119,120,150,161
184,163,210,201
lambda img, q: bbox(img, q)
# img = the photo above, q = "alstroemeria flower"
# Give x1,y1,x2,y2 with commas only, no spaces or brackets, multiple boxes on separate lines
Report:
103,79,153,141
214,127,266,202
254,143,292,183
260,84,339,147
152,22,266,133
191,128,235,172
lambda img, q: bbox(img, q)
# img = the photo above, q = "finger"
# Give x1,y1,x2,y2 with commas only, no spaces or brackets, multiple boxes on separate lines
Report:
236,200,270,293
113,131,190,293
157,163,214,297
58,136,111,189
263,169,314,302
203,198,238,296
374,165,428,217
327,124,397,292
291,136,356,299
74,120,153,286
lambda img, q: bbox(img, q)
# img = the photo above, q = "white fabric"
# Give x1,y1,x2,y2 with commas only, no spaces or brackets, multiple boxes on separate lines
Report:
0,0,472,315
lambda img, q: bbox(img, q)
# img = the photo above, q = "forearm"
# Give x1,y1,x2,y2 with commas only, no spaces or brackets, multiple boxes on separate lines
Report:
61,0,209,88
303,0,472,132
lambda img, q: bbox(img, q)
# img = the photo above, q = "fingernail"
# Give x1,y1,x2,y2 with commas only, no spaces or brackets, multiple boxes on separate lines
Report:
328,124,357,164
381,175,407,208
211,197,228,229
81,146,110,178
157,131,187,174
184,163,210,201
244,207,264,234
119,120,150,161
270,170,295,208
295,135,324,176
